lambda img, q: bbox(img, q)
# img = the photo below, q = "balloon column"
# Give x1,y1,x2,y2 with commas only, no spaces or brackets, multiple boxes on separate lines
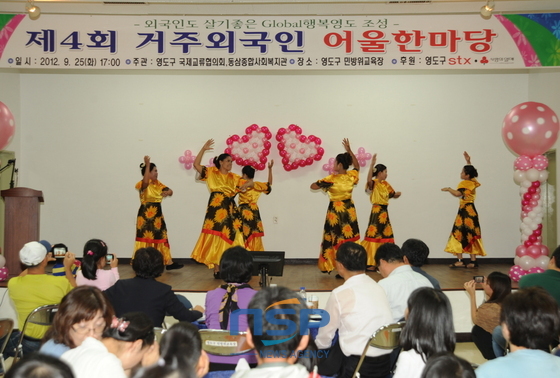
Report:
226,124,272,170
0,101,16,150
502,102,559,281
276,124,324,171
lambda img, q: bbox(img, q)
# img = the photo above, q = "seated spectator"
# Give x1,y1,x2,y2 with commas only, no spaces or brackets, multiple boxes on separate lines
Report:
205,246,257,370
231,286,312,378
420,352,475,378
401,239,440,289
464,272,511,360
316,242,393,378
475,287,560,378
6,352,74,378
104,247,203,327
40,286,115,358
76,239,119,291
61,312,157,378
4,242,76,358
50,243,81,277
393,287,455,378
375,243,433,322
137,322,208,378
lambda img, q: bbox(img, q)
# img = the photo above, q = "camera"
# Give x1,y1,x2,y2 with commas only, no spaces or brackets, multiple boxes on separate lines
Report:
106,254,114,262
51,243,68,259
473,275,485,283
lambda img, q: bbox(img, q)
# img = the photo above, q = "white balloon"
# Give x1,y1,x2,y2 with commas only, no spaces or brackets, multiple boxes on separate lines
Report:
514,256,522,266
521,234,529,242
0,254,5,269
528,211,537,219
519,255,537,270
535,255,550,269
513,170,525,185
519,186,528,195
522,180,532,188
523,227,532,236
526,168,540,182
529,222,539,231
523,217,533,225
539,170,549,182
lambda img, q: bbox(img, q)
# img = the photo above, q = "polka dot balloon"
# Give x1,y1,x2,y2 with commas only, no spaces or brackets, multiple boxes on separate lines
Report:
0,267,8,281
502,102,559,157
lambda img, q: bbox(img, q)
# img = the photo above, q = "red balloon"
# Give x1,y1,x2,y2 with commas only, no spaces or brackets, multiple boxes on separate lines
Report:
529,235,537,242
251,124,259,130
241,135,249,143
281,157,289,165
298,160,306,167
308,135,316,142
299,135,307,142
523,193,532,201
291,163,298,170
288,124,296,131
226,138,233,145
278,128,286,135
225,148,232,154
232,135,239,141
313,154,322,161
315,138,322,145
522,200,529,206
279,150,287,157
295,126,302,134
260,156,267,163
306,158,313,165
261,126,269,133
528,187,536,194
284,164,292,171
524,240,532,247
534,229,542,236
276,134,284,142
516,245,528,257
245,127,252,134
257,163,265,170
317,147,324,155
532,181,541,187
262,149,270,156
264,141,272,149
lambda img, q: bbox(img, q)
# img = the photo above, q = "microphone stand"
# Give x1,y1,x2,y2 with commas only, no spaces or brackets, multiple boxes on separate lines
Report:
0,160,16,189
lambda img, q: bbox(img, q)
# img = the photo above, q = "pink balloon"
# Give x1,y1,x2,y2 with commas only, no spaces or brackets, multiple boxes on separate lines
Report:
252,143,258,148
532,155,548,170
502,102,559,157
532,194,540,200
540,245,550,256
322,164,329,171
243,148,249,154
185,163,192,169
290,143,296,149
528,267,545,274
527,245,541,258
522,205,532,212
0,102,15,150
299,148,306,154
516,245,528,257
514,155,533,171
522,200,529,206
530,200,539,207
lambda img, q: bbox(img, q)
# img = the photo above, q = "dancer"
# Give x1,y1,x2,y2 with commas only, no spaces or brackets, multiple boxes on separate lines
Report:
361,154,401,267
191,139,245,276
134,155,183,270
238,161,273,251
442,151,487,268
311,139,360,273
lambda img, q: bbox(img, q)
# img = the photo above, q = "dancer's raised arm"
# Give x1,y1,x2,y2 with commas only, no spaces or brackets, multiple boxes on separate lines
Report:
194,139,214,174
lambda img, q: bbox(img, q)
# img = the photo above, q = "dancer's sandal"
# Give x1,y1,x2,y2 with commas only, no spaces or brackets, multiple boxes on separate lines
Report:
466,260,479,269
449,259,466,268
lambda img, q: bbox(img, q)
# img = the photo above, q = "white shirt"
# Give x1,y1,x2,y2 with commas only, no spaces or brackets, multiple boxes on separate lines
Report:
378,265,433,322
392,349,425,378
315,273,393,357
61,337,127,378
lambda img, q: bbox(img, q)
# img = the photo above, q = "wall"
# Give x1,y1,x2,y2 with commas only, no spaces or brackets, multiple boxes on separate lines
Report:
11,70,531,260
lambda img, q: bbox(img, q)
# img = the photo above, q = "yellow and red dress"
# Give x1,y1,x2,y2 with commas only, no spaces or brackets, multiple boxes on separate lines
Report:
444,178,487,256
134,180,173,265
191,166,245,269
315,169,360,273
361,179,395,265
238,182,271,251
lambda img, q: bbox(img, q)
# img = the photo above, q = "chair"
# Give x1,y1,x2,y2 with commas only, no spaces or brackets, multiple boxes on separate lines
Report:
199,329,253,356
0,318,14,373
352,321,405,378
14,304,58,361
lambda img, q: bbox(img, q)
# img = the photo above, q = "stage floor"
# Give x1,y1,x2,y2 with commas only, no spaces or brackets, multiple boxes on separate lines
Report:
118,261,516,292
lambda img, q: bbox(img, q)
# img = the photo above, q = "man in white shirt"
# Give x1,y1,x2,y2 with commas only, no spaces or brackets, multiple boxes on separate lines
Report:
375,243,433,322
316,242,394,378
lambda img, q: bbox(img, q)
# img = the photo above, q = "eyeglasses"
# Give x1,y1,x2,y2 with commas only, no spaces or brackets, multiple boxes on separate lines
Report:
72,322,105,335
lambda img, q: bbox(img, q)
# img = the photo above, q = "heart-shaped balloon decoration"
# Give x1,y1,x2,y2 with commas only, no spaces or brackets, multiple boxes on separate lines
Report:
225,124,272,170
276,124,324,171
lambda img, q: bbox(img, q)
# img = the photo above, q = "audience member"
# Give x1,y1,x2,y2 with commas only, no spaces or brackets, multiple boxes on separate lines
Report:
476,287,560,378
393,287,456,378
519,245,560,303
155,322,208,378
4,242,76,357
104,247,203,327
231,286,311,378
50,243,80,277
76,239,119,291
40,286,115,358
61,312,157,378
6,353,75,378
205,246,257,370
316,242,393,378
401,239,440,289
420,352,475,378
375,243,433,322
464,272,511,360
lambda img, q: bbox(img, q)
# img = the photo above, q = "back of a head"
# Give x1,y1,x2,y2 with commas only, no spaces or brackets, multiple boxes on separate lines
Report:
374,243,404,267
47,285,115,348
336,242,367,272
159,322,202,375
552,245,560,269
103,312,155,348
401,287,455,359
420,352,475,378
500,287,560,351
133,364,195,378
132,247,164,279
82,239,108,280
247,286,307,355
6,353,74,378
335,152,352,170
486,271,512,304
242,165,256,179
219,247,253,283
401,239,429,267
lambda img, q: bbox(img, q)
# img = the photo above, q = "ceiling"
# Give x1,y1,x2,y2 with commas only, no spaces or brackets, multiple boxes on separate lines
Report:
0,0,559,16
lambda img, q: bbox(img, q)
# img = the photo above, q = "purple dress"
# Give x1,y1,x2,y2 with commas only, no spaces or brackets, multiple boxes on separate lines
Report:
205,286,257,365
